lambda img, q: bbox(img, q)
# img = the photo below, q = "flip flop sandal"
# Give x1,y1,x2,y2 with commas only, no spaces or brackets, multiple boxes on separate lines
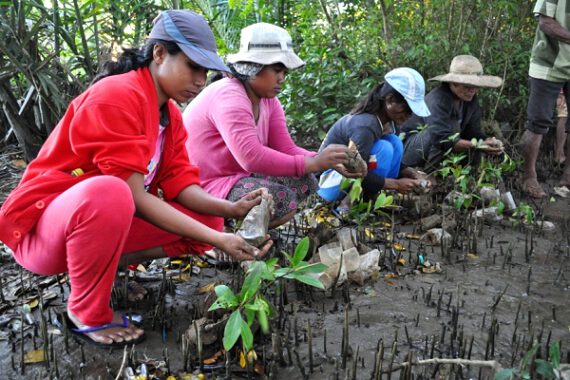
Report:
54,313,145,348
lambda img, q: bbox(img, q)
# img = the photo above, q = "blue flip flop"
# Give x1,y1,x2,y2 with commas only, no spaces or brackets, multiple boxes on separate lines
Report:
55,313,145,348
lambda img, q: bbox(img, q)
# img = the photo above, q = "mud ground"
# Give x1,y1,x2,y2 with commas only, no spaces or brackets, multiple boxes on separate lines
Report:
0,146,569,380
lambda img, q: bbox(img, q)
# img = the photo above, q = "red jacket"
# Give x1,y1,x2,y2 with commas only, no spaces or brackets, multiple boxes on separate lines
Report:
0,68,200,251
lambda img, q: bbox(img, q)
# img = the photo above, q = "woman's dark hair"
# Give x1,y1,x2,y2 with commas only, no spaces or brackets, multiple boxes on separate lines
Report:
350,82,407,115
91,39,181,85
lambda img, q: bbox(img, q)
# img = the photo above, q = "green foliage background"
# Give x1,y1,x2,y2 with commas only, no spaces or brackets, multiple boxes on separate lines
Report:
0,0,536,158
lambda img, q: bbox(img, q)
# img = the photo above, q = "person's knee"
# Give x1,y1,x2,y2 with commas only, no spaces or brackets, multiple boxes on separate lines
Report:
78,176,134,226
370,139,394,161
524,120,550,135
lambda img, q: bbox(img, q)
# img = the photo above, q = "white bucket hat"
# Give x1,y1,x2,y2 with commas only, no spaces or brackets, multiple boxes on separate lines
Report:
429,55,502,88
227,23,305,69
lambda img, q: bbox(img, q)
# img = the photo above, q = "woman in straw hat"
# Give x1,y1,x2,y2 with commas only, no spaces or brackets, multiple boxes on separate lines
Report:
0,10,272,348
317,67,431,205
183,23,352,230
401,55,504,171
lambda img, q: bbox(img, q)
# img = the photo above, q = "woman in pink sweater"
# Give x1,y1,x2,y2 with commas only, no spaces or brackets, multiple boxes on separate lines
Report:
183,23,350,228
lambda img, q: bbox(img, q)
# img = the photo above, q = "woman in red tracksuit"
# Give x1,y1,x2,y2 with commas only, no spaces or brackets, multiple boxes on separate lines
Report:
0,10,270,347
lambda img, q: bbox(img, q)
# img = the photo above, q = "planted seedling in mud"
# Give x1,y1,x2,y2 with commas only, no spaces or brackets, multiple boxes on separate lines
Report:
208,237,327,356
477,154,517,188
437,152,477,210
496,341,568,380
339,174,397,227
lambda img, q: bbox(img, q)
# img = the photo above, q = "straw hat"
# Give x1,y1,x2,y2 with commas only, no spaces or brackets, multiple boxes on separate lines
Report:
429,55,502,88
227,23,304,70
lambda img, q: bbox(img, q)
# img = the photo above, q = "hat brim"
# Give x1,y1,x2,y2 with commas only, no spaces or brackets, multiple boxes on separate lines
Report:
226,51,305,70
407,99,431,118
429,73,502,88
179,43,230,72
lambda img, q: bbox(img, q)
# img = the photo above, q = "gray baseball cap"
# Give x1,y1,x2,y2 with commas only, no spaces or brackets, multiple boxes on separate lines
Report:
149,10,229,72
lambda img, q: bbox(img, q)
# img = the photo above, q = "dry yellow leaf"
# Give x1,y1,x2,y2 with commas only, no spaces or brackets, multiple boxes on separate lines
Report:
198,283,216,294
173,273,192,282
466,253,479,260
247,349,258,363
27,299,39,309
239,351,246,368
364,228,375,238
393,242,406,251
397,258,407,266
24,349,46,364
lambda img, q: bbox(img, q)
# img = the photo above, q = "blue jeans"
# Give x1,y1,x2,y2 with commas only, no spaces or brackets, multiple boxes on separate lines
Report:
369,134,403,179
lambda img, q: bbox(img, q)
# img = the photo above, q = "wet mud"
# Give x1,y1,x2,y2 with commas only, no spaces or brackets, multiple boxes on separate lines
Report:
0,149,569,379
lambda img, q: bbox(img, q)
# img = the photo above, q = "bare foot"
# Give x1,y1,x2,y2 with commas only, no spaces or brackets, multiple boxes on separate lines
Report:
68,310,144,345
521,177,547,199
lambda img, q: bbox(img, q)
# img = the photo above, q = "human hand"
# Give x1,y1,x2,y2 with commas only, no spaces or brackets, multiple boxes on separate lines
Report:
394,178,421,194
230,188,271,218
306,144,349,173
334,163,367,178
217,233,273,261
481,137,504,156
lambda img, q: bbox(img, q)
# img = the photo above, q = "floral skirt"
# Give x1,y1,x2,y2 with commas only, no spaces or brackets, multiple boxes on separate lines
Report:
227,174,318,220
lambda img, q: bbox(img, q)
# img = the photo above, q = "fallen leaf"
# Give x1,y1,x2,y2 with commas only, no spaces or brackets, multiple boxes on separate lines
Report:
397,258,407,266
364,228,375,239
466,253,479,260
27,299,39,309
172,273,192,282
385,273,398,279
10,159,27,169
239,351,246,368
43,291,58,300
393,242,406,251
254,362,265,375
24,349,46,364
198,283,216,294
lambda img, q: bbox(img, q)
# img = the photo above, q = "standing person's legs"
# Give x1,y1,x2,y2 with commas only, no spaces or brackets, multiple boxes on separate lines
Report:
555,89,568,164
561,82,570,186
14,176,143,345
522,77,563,198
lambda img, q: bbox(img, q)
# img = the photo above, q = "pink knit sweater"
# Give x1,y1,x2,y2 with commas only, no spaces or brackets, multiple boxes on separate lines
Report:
183,77,316,198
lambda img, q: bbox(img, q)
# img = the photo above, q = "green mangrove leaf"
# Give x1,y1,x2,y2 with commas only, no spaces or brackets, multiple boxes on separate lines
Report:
223,310,244,351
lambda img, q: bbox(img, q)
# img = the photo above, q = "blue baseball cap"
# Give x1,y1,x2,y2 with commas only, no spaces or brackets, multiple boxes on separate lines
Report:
384,67,430,117
149,10,230,72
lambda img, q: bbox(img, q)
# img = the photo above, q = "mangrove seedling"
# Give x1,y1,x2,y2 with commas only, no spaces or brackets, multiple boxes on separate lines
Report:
208,237,328,353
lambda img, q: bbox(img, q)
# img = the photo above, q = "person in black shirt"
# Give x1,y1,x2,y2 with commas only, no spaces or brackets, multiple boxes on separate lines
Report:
401,55,504,172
